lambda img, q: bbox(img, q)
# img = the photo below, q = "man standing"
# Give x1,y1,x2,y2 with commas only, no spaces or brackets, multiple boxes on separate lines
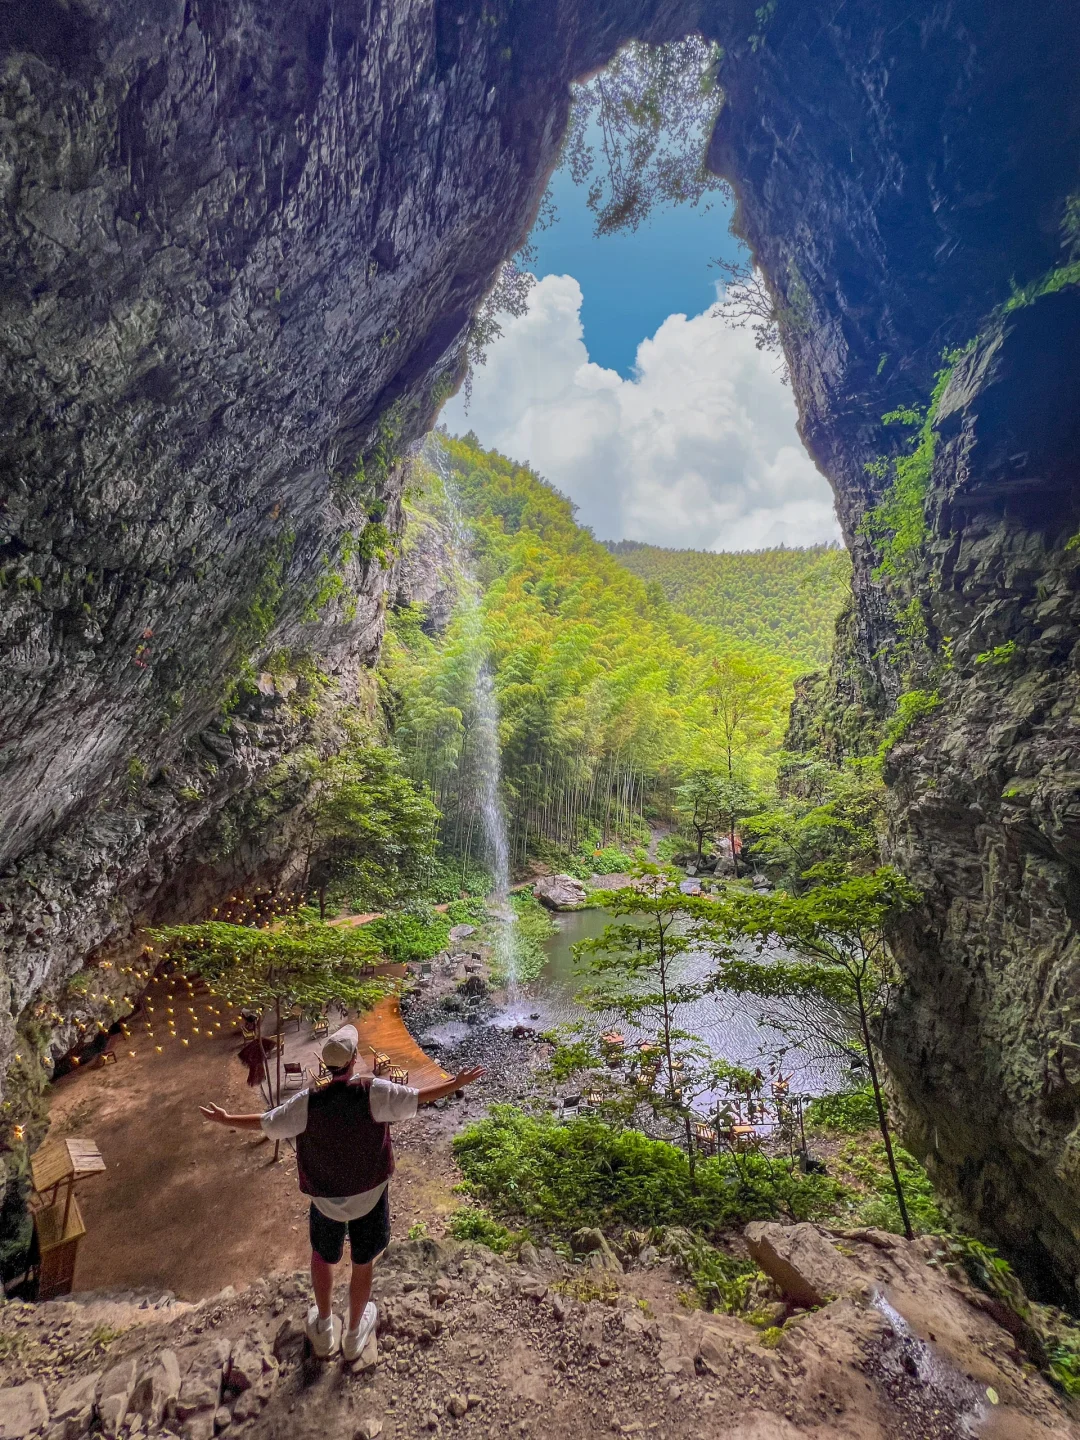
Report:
201,1024,483,1360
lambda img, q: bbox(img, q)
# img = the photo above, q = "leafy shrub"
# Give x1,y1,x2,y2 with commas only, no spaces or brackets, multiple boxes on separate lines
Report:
366,908,450,964
589,847,636,875
453,1107,849,1239
447,1205,519,1253
445,897,487,925
422,855,492,903
835,1139,945,1235
974,641,1017,666
663,1231,763,1313
545,1035,598,1081
807,1083,878,1133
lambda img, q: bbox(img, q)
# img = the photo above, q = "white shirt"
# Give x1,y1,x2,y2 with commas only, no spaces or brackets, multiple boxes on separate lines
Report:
261,1075,419,1221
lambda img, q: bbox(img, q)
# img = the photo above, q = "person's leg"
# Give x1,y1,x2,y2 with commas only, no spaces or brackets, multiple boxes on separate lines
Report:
311,1249,336,1320
348,1261,373,1330
344,1190,390,1342
308,1204,346,1320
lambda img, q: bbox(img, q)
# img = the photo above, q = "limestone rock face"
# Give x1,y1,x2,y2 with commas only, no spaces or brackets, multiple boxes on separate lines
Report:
711,0,1080,1295
0,0,688,1079
881,291,1080,1298
3,0,1080,1297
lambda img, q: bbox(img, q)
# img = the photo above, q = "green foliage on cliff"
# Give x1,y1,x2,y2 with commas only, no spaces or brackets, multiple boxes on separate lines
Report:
605,540,851,672
303,740,439,914
879,687,941,754
744,756,884,892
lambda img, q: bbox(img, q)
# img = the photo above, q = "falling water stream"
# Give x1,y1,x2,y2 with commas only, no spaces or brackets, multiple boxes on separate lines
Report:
428,440,519,989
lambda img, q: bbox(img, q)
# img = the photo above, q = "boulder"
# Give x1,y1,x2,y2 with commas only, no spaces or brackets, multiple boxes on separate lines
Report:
130,1350,181,1428
180,1411,216,1440
0,1382,49,1439
448,925,476,942
570,1227,623,1273
744,1222,869,1309
98,1359,140,1438
53,1371,101,1425
533,874,587,910
226,1337,274,1394
177,1339,231,1419
231,1370,278,1422
516,1241,541,1271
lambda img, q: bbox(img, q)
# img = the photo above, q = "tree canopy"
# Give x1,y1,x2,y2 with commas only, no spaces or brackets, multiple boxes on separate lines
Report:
383,433,841,871
606,540,851,673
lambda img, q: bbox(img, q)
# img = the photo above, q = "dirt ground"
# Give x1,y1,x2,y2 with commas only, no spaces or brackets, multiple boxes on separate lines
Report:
4,1229,1077,1440
43,973,487,1300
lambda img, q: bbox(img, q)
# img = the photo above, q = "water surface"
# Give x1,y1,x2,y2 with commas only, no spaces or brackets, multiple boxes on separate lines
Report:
496,906,841,1105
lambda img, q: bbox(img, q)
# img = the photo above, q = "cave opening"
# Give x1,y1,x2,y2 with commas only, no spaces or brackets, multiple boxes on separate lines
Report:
2,6,1080,1422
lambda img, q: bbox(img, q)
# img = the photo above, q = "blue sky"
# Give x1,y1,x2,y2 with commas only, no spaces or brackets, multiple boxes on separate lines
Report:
442,160,841,551
529,167,743,377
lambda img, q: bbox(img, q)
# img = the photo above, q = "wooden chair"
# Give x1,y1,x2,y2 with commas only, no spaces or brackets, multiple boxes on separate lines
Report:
288,1003,304,1033
387,1064,409,1086
311,1014,329,1040
694,1123,717,1155
283,1061,304,1090
369,1048,390,1077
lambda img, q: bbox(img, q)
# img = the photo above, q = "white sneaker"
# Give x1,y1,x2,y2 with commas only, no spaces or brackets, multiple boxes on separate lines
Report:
342,1301,377,1362
305,1304,342,1358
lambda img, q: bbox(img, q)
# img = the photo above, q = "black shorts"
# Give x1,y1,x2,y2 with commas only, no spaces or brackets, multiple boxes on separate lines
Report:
308,1187,391,1265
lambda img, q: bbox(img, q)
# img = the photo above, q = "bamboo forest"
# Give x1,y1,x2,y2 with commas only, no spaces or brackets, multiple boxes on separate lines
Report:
382,432,848,876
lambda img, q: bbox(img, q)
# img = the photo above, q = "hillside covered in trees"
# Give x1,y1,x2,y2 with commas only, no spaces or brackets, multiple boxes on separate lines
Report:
381,434,851,872
605,540,851,672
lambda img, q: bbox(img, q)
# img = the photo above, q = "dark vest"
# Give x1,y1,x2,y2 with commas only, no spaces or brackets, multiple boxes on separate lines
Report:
296,1076,394,1197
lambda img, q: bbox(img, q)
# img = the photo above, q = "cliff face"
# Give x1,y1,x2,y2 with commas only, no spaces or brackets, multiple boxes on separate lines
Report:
0,0,690,1076
706,1,1080,1297
3,0,1080,1294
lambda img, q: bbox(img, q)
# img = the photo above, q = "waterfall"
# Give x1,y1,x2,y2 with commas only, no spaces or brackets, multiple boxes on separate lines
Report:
427,439,519,989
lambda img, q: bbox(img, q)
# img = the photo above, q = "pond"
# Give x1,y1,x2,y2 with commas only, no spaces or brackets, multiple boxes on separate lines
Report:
495,906,842,1104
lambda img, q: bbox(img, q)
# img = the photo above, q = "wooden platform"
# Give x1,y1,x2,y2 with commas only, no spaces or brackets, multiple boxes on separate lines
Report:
354,995,452,1089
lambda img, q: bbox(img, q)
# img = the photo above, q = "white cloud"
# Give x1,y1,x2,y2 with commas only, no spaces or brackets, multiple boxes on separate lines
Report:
441,275,841,552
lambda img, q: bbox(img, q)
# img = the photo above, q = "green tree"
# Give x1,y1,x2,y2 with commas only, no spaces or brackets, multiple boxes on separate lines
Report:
574,867,727,1180
707,652,773,780
304,741,439,918
675,768,726,865
151,920,395,1131
564,37,725,235
675,768,758,876
744,758,883,892
711,868,922,1238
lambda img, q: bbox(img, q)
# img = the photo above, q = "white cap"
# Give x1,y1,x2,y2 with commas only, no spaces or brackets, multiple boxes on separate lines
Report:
321,1024,358,1070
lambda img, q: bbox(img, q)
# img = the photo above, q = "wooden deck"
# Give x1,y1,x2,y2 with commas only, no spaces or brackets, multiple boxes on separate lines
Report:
354,995,452,1089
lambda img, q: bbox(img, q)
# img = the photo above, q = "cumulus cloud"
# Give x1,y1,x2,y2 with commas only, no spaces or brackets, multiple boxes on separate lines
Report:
441,274,840,551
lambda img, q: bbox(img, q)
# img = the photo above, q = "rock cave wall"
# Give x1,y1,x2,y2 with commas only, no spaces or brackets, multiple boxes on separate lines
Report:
3,0,1080,1293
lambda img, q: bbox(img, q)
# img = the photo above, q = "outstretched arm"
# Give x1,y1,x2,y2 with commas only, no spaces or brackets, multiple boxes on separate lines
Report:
199,1103,265,1131
416,1066,484,1106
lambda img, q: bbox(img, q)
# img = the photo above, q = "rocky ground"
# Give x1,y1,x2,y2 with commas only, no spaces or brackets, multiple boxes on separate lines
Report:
2,1225,1077,1440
